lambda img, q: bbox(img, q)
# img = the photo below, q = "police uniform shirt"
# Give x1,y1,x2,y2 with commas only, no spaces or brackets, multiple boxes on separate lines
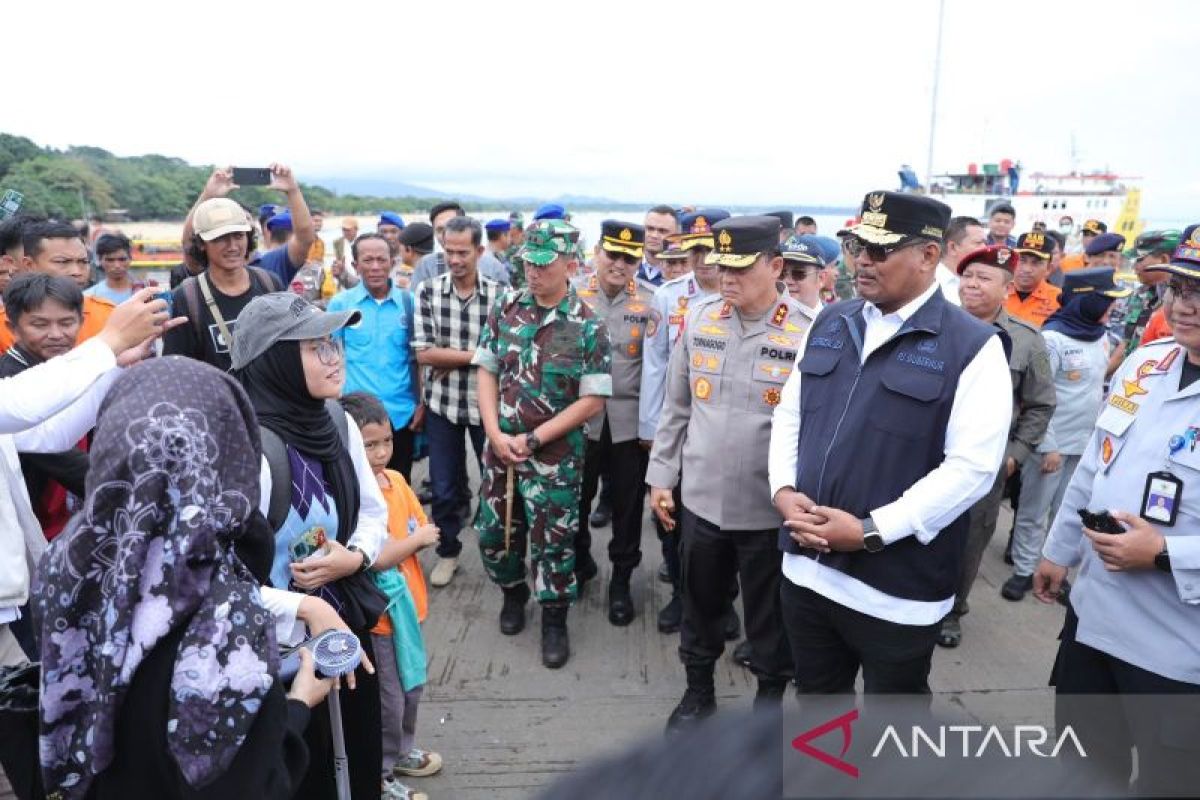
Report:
638,273,717,441
1043,338,1200,684
646,291,809,530
577,277,655,443
768,281,1012,625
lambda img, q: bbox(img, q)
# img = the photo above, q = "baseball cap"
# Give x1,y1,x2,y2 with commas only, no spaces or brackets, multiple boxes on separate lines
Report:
519,220,580,266
266,210,293,231
780,235,825,267
378,211,405,230
1016,231,1054,260
230,293,362,370
1131,229,1182,258
533,203,567,221
1081,219,1107,235
194,198,252,242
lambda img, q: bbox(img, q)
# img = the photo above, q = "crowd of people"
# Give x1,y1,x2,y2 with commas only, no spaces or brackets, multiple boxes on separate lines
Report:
0,163,1196,798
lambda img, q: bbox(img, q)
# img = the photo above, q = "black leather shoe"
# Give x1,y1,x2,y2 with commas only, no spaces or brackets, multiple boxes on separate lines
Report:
937,615,962,648
541,604,571,669
666,688,716,733
575,557,599,590
607,578,635,626
731,639,753,669
657,562,671,583
589,502,612,528
1001,573,1033,601
499,584,530,635
657,595,682,633
723,608,741,641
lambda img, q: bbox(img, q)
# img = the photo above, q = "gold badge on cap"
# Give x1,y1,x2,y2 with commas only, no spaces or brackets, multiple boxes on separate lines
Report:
1027,232,1045,249
718,229,733,252
694,216,709,232
619,228,632,241
867,193,885,211
997,248,1012,265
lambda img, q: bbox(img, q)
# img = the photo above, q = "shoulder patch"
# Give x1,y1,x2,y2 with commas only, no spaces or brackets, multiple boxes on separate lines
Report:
768,302,789,329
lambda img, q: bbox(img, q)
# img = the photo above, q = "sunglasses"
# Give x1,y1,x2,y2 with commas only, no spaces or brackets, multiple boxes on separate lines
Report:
784,264,819,281
843,236,927,263
604,249,640,265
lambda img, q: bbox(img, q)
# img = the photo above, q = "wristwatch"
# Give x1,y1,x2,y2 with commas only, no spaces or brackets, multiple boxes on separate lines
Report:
1155,543,1172,573
347,545,370,573
861,517,885,553
526,431,543,452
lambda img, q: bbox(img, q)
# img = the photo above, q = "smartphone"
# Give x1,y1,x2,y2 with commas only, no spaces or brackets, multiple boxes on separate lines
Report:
232,166,273,186
154,289,174,317
1078,508,1125,534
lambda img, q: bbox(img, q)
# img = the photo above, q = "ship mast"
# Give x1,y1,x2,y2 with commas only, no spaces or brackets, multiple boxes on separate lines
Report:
924,0,946,191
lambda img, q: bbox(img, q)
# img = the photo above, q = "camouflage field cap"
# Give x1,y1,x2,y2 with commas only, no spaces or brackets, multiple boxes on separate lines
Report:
519,219,581,266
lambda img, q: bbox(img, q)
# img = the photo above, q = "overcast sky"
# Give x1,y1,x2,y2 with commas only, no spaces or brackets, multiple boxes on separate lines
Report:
6,0,1199,220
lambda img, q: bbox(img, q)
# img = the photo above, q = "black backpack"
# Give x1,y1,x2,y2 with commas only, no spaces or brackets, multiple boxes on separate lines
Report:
259,398,351,531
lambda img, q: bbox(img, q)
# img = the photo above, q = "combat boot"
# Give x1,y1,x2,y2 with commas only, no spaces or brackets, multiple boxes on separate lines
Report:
541,603,571,669
499,583,530,635
666,665,716,733
657,593,682,634
607,566,635,626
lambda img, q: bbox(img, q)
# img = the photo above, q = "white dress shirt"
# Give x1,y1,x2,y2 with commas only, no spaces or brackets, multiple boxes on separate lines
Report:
256,420,391,645
935,263,961,306
769,282,1010,625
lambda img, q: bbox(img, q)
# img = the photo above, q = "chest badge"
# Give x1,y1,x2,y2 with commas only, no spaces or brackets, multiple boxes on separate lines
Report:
763,387,782,406
694,377,712,400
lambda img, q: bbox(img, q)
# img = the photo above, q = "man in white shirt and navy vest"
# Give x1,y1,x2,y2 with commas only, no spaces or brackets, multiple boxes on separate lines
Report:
768,191,1011,695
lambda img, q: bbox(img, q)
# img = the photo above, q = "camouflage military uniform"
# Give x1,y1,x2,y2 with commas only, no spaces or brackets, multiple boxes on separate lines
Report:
504,247,526,290
471,282,612,603
1110,284,1164,357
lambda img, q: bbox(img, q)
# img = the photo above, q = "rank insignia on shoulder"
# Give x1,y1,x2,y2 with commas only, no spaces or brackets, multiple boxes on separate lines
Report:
716,302,733,319
1154,347,1180,373
763,387,782,406
769,303,788,328
1108,394,1139,415
626,279,638,294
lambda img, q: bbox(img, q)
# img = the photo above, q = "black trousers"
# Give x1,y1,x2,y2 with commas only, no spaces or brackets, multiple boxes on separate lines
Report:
678,506,791,682
387,425,415,483
781,581,941,694
576,420,649,573
295,631,383,800
653,484,684,589
1053,605,1200,796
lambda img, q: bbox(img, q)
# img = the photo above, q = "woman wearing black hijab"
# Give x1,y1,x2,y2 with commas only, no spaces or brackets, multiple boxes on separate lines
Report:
230,292,392,800
34,357,333,800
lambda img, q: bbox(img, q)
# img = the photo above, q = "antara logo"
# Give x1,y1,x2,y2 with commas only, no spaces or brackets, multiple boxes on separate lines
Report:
791,709,1087,778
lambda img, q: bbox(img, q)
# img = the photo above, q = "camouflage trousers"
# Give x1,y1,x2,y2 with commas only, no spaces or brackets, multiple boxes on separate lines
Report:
475,450,581,604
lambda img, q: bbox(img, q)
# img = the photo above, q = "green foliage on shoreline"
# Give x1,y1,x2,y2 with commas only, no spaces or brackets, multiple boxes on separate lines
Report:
0,133,484,220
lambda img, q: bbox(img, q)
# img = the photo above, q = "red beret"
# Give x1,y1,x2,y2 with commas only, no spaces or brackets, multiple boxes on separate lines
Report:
957,245,1018,276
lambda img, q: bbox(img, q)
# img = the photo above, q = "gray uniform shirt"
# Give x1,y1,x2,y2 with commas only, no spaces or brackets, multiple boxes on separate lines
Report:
1043,338,1200,684
994,310,1056,464
1038,329,1110,455
577,278,655,443
646,292,810,530
638,273,718,441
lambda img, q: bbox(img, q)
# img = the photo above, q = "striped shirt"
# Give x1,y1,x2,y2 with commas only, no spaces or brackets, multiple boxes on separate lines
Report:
413,271,501,425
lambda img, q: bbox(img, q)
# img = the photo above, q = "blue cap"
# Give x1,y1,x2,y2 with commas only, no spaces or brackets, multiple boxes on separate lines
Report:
485,219,512,233
258,203,281,222
533,203,566,221
378,211,405,230
679,209,730,235
265,210,293,231
1084,232,1126,256
796,234,840,265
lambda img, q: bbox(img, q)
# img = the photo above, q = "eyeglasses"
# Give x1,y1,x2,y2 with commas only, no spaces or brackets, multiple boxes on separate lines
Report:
1167,279,1200,305
784,265,818,281
302,337,344,366
843,236,928,263
605,250,639,265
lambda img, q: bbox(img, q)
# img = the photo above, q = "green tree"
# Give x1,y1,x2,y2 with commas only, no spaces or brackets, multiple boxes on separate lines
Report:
2,156,114,218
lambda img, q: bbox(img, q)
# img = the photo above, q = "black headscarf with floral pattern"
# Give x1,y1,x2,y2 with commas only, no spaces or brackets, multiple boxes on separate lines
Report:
34,357,278,797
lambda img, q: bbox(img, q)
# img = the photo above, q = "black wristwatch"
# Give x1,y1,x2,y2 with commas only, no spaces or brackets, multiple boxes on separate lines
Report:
862,517,884,553
1155,543,1172,573
525,431,543,452
347,545,370,573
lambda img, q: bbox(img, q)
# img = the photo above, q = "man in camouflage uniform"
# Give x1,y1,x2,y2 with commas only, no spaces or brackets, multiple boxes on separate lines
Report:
472,219,613,668
504,212,527,289
1109,229,1180,358
575,221,656,626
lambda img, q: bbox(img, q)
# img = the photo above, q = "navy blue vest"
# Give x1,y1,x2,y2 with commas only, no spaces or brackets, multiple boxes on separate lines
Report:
780,289,996,602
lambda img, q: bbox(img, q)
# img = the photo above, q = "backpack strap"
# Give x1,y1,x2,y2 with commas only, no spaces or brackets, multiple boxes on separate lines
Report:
262,403,350,532
179,275,206,344
249,266,283,292
260,426,292,531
